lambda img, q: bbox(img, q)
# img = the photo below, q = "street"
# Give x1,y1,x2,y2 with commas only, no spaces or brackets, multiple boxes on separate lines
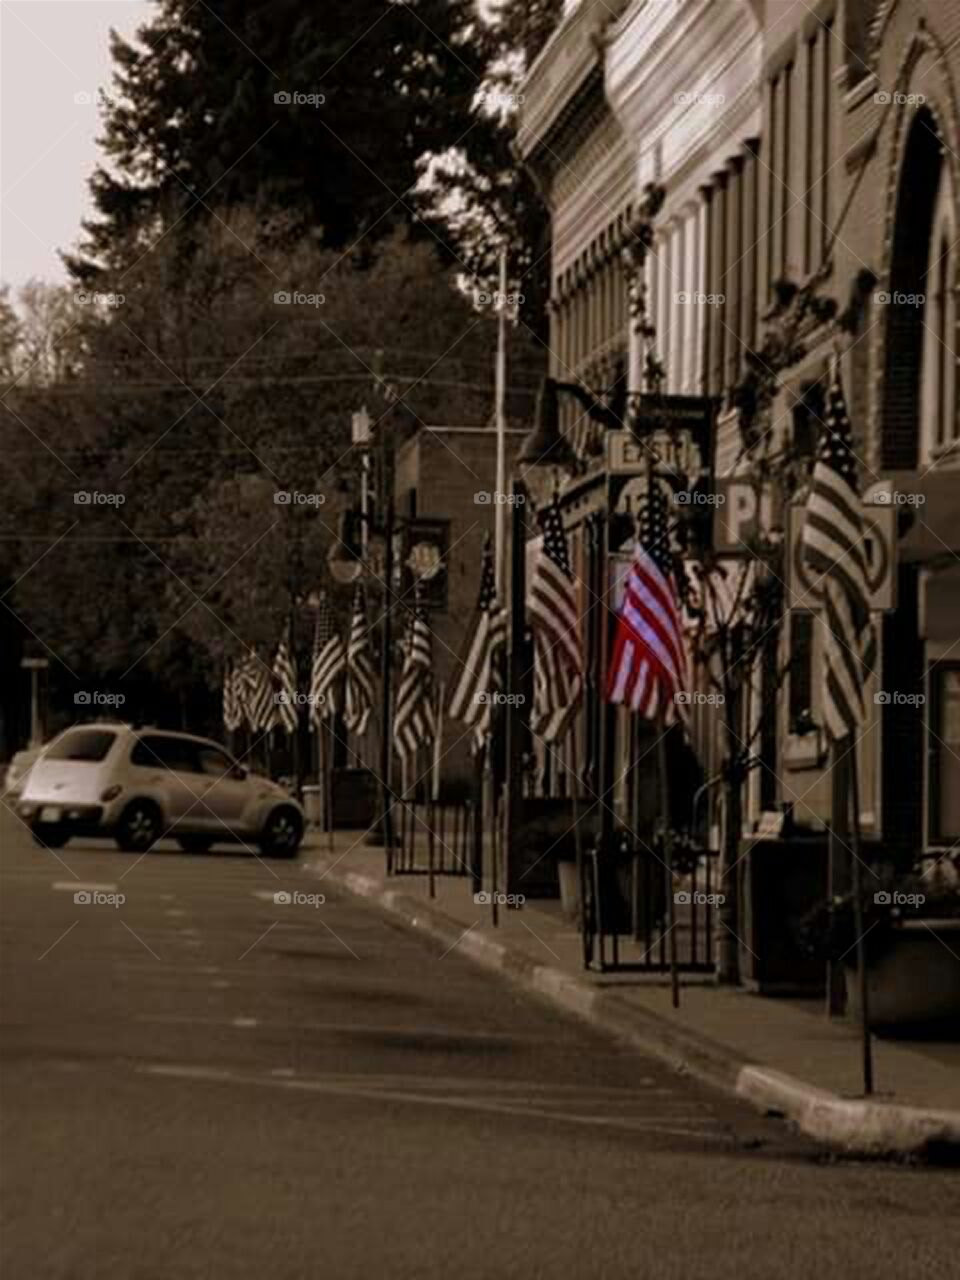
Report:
0,808,956,1279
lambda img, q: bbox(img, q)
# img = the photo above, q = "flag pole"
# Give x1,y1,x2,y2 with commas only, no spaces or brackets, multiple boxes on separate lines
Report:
658,719,680,1008
429,681,444,900
495,245,508,592
847,735,874,1095
569,729,589,968
325,715,334,853
432,681,444,805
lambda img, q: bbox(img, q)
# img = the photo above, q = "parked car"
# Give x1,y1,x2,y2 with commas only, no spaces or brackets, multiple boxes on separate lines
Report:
18,724,303,857
3,743,46,801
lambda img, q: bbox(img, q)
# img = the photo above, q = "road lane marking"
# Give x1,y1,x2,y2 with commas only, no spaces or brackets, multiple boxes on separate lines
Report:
139,1063,731,1141
131,1014,634,1048
232,1017,258,1027
52,881,117,893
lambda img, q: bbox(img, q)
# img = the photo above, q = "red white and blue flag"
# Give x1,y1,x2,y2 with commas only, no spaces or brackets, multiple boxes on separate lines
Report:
527,497,583,743
607,479,688,720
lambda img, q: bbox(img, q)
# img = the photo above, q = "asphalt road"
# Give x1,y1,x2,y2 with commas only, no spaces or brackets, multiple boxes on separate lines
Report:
1,808,957,1279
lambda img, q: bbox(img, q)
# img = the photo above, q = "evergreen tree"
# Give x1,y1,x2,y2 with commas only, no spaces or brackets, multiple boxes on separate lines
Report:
67,0,484,280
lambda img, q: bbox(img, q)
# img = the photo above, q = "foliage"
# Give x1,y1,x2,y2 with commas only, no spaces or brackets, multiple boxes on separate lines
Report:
798,870,960,965
417,0,565,338
1,215,536,724
68,0,485,281
0,281,86,388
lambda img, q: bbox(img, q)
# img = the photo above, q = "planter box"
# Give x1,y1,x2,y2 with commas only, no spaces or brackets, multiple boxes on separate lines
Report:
506,799,600,899
846,918,960,1032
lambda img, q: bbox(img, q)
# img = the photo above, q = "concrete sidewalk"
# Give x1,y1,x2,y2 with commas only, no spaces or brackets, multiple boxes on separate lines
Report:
300,828,960,1161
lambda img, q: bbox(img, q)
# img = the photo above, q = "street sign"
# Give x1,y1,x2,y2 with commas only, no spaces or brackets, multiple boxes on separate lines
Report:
713,478,777,552
20,658,49,670
786,501,896,612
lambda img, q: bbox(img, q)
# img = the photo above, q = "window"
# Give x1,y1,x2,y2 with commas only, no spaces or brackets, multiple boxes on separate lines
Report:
921,162,957,459
130,735,200,773
929,664,960,843
47,729,116,763
781,60,793,278
767,74,778,298
820,21,833,257
196,746,236,778
804,35,816,274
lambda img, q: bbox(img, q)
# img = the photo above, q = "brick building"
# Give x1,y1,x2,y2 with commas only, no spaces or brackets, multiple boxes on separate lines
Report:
394,426,527,784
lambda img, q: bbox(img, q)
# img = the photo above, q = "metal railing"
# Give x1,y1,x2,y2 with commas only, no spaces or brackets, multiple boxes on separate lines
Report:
582,839,720,973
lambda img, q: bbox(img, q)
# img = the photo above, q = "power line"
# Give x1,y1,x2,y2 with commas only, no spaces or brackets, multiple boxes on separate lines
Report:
1,372,541,398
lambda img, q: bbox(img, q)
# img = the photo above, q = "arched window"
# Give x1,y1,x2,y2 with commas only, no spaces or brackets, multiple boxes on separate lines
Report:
920,161,957,460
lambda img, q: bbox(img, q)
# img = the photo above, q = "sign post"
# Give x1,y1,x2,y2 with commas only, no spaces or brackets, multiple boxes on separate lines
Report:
20,657,49,747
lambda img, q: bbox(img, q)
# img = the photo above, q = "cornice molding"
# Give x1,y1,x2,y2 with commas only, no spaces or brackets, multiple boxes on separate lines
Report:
517,1,629,167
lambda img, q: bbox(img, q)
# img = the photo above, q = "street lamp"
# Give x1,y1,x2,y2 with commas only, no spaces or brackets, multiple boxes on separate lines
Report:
326,511,365,584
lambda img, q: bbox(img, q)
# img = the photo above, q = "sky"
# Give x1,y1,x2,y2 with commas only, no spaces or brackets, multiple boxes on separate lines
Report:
0,0,153,295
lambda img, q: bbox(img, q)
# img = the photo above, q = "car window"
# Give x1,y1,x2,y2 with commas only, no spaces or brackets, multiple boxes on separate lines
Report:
130,735,201,773
196,746,234,777
46,730,117,762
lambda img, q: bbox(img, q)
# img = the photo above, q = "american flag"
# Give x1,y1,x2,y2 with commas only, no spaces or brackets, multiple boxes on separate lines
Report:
272,639,298,734
235,650,258,731
394,593,435,760
448,535,507,741
247,652,277,733
343,583,376,737
309,591,344,728
527,496,583,743
222,661,242,733
607,478,688,719
800,360,877,739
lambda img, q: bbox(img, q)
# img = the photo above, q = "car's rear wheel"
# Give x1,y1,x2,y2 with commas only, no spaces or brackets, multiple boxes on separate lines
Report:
259,806,303,858
177,834,214,854
115,800,162,853
32,823,69,849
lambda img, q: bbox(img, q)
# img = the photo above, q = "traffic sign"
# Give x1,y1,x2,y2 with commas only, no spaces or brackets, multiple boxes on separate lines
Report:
786,501,896,612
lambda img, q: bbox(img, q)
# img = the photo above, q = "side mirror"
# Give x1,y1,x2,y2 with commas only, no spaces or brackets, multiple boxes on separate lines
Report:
231,764,248,781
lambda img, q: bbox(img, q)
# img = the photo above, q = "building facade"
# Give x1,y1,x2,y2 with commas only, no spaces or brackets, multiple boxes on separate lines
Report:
517,1,959,869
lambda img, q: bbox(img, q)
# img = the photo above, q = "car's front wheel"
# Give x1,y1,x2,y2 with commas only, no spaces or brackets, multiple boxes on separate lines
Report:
115,800,163,853
259,806,303,858
32,823,69,849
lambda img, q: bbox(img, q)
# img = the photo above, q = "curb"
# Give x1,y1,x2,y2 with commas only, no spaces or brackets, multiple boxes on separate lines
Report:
304,851,960,1162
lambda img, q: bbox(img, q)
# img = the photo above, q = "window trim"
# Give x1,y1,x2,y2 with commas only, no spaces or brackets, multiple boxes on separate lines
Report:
928,660,960,846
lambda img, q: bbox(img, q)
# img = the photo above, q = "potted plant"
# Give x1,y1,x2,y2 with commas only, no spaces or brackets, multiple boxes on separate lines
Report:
798,864,960,1032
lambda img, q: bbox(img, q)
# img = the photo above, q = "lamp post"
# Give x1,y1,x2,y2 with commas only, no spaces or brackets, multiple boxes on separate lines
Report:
326,408,397,853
